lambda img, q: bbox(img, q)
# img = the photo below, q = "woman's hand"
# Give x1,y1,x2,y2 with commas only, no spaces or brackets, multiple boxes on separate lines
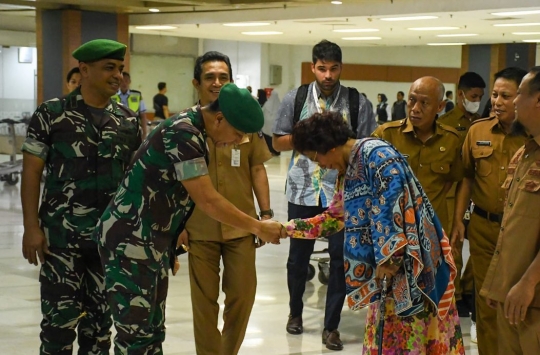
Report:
375,260,401,282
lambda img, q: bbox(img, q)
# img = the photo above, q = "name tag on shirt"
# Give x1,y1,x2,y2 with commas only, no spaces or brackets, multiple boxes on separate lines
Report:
231,149,241,167
476,141,492,147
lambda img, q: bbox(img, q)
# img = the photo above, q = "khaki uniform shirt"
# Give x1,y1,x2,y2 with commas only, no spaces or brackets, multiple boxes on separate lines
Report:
480,139,540,307
372,118,463,228
462,117,527,214
438,107,480,142
186,133,272,241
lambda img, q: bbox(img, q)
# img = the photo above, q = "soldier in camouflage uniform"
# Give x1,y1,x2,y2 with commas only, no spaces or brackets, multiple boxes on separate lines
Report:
21,39,142,355
92,83,285,354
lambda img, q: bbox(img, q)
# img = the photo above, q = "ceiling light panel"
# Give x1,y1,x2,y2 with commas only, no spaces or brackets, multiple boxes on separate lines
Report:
493,23,540,27
135,26,176,30
408,27,460,31
437,34,478,37
223,22,271,27
427,43,466,46
242,31,283,35
491,10,540,16
333,28,379,33
380,16,438,21
342,37,381,40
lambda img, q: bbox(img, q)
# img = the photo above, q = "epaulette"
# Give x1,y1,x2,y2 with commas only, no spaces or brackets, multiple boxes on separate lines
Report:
437,122,460,138
382,120,406,129
372,120,404,138
470,116,495,126
437,108,456,121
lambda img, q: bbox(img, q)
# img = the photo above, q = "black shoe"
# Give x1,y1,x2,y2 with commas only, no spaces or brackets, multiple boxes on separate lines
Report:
456,299,471,317
322,329,343,351
286,315,303,335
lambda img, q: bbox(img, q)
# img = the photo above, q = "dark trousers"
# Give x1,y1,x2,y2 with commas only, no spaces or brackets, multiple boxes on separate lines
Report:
286,202,346,331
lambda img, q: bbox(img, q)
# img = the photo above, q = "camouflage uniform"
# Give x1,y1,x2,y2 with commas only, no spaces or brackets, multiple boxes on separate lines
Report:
22,87,141,355
93,106,209,354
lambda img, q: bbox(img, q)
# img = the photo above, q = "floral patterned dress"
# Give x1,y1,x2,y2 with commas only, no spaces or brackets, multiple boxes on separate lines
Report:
284,138,464,354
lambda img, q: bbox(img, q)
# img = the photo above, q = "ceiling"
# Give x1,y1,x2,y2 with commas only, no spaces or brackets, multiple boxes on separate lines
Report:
1,0,540,47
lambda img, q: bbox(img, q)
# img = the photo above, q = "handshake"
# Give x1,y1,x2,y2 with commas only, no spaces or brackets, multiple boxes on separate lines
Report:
256,219,288,245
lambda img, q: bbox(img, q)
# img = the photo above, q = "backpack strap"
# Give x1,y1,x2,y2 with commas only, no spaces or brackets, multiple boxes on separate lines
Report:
348,87,359,132
293,84,310,126
294,84,360,133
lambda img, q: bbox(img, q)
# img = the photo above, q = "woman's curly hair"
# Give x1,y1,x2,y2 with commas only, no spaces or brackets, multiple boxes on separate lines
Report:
292,111,356,154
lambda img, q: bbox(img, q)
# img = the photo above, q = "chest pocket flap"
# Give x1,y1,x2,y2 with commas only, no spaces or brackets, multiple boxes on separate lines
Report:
472,147,494,177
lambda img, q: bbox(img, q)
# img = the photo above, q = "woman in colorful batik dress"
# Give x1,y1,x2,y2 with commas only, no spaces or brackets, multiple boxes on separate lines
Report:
284,111,464,354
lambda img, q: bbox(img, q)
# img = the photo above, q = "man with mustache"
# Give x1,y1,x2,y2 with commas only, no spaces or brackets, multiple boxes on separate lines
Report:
481,66,540,355
93,82,284,354
273,39,376,351
20,39,142,354
372,76,463,231
451,67,527,353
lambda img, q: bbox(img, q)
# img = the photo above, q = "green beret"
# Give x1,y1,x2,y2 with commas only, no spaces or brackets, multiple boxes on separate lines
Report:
218,83,263,133
72,39,127,62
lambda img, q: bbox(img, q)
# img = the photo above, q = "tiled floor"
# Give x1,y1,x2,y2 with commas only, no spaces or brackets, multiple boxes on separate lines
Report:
0,155,478,354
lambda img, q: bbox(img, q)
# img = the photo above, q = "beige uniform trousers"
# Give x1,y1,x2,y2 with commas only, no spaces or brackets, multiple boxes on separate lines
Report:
497,303,540,354
468,213,500,355
188,237,256,355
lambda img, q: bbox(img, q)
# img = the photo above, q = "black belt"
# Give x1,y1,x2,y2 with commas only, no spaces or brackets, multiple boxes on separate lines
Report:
473,206,503,223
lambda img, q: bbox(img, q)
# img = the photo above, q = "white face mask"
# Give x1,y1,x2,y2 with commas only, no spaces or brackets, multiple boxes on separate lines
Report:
462,92,480,114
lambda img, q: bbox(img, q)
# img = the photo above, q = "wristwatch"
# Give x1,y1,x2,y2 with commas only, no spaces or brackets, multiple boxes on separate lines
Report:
259,209,274,218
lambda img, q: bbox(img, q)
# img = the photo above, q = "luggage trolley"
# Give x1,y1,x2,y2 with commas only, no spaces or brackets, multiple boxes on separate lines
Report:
308,237,330,285
0,118,27,185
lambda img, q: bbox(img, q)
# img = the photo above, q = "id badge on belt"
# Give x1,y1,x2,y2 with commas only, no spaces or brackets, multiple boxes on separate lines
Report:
231,148,240,167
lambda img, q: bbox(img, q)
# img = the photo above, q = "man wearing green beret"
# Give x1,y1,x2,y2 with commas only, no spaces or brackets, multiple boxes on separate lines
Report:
21,38,141,354
92,82,285,353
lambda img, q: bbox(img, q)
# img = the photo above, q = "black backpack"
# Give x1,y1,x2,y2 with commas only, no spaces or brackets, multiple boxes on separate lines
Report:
292,83,359,131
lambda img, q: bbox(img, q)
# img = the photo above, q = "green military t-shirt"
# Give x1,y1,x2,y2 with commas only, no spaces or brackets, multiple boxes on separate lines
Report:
93,106,209,267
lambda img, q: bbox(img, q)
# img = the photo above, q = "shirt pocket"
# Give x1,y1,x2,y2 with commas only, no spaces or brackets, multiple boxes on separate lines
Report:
472,147,494,177
518,178,540,194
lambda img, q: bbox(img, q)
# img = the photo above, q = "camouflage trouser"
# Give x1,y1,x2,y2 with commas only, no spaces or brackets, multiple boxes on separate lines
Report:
40,247,112,355
99,246,169,355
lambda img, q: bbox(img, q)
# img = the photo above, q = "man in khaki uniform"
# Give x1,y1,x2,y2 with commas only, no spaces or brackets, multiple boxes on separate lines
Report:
179,51,272,355
439,72,486,140
481,66,540,355
372,76,463,230
451,67,527,354
439,71,486,318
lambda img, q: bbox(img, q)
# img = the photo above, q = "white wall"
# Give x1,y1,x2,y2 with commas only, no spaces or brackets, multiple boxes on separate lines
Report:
203,39,262,92
0,46,37,119
131,34,198,57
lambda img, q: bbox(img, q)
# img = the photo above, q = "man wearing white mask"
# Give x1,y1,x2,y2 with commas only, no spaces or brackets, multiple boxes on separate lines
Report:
438,71,486,322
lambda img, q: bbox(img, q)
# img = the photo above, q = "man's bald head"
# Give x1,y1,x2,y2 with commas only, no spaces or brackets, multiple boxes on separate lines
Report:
407,76,446,132
410,76,445,102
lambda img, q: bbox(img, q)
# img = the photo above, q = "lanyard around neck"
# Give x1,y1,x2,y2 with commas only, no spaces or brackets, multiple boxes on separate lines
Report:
312,84,341,114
